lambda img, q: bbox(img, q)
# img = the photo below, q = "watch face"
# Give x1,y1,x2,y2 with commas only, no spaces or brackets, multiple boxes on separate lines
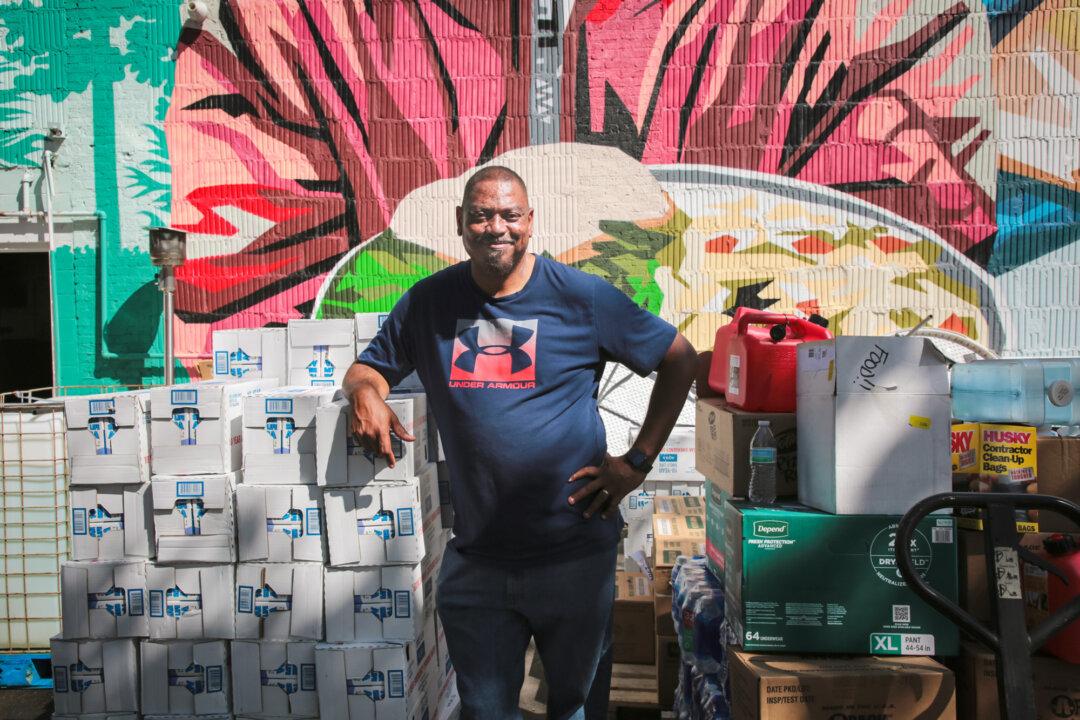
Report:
627,449,651,471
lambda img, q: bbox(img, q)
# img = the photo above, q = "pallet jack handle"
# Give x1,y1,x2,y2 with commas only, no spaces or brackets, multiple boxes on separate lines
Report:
896,492,1080,720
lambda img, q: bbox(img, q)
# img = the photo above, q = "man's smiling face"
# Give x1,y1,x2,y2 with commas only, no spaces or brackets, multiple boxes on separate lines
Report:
456,177,534,279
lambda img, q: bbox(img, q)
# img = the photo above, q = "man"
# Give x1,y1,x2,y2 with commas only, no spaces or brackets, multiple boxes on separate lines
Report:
343,166,697,720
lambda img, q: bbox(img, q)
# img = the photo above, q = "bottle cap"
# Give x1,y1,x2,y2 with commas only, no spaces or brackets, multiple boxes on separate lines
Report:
758,420,769,426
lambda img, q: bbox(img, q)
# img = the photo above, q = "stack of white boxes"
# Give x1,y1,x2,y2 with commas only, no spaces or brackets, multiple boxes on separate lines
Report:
53,319,461,719
145,377,276,718
312,313,455,720
232,385,334,718
55,390,152,718
287,319,357,388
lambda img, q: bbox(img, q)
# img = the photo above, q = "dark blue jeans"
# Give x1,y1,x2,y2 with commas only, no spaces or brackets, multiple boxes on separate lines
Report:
436,542,617,720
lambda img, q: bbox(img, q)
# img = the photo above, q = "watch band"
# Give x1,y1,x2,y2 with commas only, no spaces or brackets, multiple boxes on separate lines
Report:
625,447,654,473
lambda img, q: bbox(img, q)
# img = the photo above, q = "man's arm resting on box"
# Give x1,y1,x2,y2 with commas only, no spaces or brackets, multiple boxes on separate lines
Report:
568,332,698,519
342,361,415,469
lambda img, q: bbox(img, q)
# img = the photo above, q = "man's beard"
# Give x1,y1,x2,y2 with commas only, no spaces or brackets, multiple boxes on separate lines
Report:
472,240,526,277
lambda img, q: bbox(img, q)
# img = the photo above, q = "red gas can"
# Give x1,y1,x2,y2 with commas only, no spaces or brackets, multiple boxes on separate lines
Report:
708,309,832,412
1043,533,1080,664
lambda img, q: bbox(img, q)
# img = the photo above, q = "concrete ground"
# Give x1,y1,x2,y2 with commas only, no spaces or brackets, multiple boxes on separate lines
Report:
0,688,52,720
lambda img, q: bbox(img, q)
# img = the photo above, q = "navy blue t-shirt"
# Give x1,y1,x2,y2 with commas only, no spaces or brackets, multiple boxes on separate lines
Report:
358,254,677,565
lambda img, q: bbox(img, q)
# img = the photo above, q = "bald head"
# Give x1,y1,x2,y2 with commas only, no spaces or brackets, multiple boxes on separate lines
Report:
462,166,528,207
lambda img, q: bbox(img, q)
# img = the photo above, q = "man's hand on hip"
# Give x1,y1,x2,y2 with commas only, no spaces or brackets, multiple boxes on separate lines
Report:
346,384,415,469
567,454,646,520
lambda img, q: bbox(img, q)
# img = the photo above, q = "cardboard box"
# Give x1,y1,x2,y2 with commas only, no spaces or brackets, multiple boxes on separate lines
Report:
436,461,454,531
655,635,680,708
951,422,982,485
140,639,230,716
64,391,151,485
231,640,319,718
234,562,324,640
695,398,796,498
150,379,278,475
797,337,951,515
724,499,960,655
317,396,429,486
628,425,705,482
728,650,956,719
151,472,237,563
324,465,441,567
959,642,1080,720
1034,436,1080,531
69,484,154,560
51,637,139,716
326,534,446,643
315,613,438,720
243,386,338,485
145,563,235,640
236,484,326,562
613,572,655,664
61,561,147,639
654,592,675,637
651,510,706,595
287,318,356,387
212,327,288,381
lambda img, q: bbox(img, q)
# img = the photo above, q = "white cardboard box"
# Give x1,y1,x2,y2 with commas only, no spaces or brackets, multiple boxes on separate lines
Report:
51,637,139,716
325,536,446,643
231,640,319,718
65,391,151,485
287,318,356,387
314,612,437,720
628,426,706,482
61,561,148,639
151,472,238,563
324,465,441,567
236,484,325,563
212,327,288,382
145,564,235,640
140,640,230,716
316,396,429,486
150,379,278,475
243,386,339,485
69,484,154,560
797,337,952,515
234,562,324,640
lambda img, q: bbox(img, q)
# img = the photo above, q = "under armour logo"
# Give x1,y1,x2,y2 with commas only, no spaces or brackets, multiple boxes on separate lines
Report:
454,325,534,374
449,318,538,383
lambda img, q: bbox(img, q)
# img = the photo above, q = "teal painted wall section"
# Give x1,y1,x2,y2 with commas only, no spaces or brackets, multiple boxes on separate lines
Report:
0,0,182,388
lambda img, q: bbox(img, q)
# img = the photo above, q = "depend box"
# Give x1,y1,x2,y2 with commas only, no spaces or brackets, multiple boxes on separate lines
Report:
51,637,139,716
236,484,325,563
61,561,148,639
70,484,154,561
145,564,235,640
212,327,287,381
325,538,446,643
317,396,429,486
324,465,441,567
724,500,960,656
232,640,319,718
287,318,356,387
234,562,324,640
728,651,956,720
243,386,338,485
629,425,705,482
140,640,230,716
151,473,237,563
150,379,278,475
797,337,951,515
65,391,151,485
315,613,437,720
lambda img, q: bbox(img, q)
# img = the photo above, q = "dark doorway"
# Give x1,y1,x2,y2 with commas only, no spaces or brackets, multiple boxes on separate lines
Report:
0,253,52,393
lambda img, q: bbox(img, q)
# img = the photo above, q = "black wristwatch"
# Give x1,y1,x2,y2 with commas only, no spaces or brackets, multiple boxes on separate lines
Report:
625,447,654,474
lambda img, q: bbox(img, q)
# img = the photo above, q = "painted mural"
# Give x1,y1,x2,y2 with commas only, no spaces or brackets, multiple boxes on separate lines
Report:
0,0,1078,386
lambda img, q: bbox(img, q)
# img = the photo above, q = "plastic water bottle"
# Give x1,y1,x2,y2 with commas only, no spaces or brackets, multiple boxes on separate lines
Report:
952,358,1080,426
748,420,777,504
